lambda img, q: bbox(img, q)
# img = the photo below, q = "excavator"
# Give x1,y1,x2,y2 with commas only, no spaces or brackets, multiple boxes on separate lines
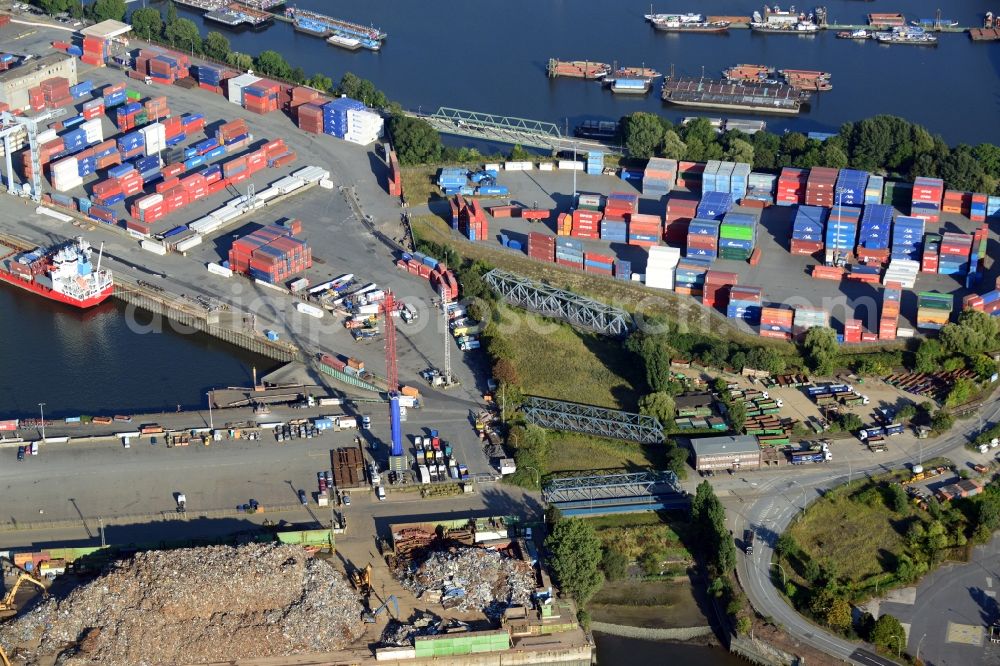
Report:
362,595,399,623
1,644,12,666
349,563,372,596
0,573,48,617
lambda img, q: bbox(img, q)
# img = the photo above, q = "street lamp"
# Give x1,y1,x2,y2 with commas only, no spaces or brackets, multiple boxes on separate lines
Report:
915,632,926,662
206,392,214,430
524,465,540,488
38,402,46,441
770,562,787,587
888,634,903,659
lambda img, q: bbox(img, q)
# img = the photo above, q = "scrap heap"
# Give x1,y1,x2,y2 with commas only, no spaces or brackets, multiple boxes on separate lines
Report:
0,543,365,665
399,547,534,619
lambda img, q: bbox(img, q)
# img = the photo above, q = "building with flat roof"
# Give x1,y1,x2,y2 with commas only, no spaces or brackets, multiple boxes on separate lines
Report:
79,19,132,40
0,53,77,112
690,434,762,472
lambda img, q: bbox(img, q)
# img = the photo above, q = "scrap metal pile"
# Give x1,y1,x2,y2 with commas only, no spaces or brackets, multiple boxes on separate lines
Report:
0,543,365,665
397,547,534,619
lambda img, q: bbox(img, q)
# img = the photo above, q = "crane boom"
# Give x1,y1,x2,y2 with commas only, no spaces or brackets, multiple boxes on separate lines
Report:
1,573,47,610
382,291,403,457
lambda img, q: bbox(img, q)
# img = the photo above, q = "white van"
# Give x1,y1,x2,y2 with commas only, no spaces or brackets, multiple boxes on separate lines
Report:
376,486,386,501
30,442,38,456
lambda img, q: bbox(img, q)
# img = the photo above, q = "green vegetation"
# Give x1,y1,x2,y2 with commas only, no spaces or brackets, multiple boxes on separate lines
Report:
545,518,604,605
389,116,443,167
801,327,839,376
88,0,125,22
586,512,692,564
30,0,83,18
545,431,666,474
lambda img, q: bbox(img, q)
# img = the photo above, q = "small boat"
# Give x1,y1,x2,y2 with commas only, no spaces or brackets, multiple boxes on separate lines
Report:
327,33,362,50
837,29,871,39
609,78,652,94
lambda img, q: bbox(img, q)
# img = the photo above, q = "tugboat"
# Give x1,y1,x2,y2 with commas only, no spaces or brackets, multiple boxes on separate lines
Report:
874,26,938,45
751,5,821,33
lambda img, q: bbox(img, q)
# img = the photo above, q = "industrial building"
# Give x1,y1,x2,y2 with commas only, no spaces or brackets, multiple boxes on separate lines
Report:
0,53,76,112
690,434,762,472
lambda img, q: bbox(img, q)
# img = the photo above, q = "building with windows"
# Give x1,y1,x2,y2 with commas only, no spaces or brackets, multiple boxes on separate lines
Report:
691,434,762,472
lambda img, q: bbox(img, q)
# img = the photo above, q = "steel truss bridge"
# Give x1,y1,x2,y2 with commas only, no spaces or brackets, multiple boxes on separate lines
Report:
543,470,682,504
521,396,663,444
405,107,621,155
483,268,633,338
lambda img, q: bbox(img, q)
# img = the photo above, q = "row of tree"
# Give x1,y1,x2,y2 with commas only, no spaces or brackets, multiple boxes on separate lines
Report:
622,112,999,194
30,0,127,22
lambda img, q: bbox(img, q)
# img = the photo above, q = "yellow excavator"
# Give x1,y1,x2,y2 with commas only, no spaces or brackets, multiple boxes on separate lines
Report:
0,644,11,666
0,573,48,615
349,563,372,596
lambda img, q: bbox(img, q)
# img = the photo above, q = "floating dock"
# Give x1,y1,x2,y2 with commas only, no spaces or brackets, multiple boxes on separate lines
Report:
176,0,274,28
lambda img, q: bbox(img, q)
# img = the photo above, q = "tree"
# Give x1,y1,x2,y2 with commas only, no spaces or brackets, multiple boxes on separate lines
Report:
601,546,628,581
945,377,976,407
164,18,202,54
389,115,443,165
690,481,737,574
202,32,231,61
897,403,917,421
913,339,944,373
661,130,687,160
871,614,906,652
638,392,675,428
837,412,863,432
726,138,755,164
130,7,163,40
307,73,333,93
724,399,747,432
639,546,664,576
545,519,604,605
625,331,673,392
887,483,908,513
826,597,853,630
820,142,849,169
974,142,1000,179
931,410,954,433
940,149,988,193
746,347,786,374
337,73,386,108
254,50,291,79
801,327,839,376
781,131,808,156
508,144,532,161
623,112,664,159
972,355,998,381
775,532,798,559
226,51,254,72
681,117,717,146
88,0,125,21
751,131,781,170
166,0,178,25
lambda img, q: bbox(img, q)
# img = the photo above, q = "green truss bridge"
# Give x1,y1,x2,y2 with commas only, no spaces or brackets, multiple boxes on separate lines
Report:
404,107,622,155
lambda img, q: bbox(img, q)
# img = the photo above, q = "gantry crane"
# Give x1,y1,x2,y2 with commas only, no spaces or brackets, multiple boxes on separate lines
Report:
381,290,403,457
1,108,67,202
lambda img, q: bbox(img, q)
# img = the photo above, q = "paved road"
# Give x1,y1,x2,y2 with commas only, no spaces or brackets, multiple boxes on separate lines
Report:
731,400,1000,665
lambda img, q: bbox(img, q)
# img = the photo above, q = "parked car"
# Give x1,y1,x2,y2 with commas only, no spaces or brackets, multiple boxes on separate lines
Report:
298,489,307,505
342,492,351,506
16,446,25,461
362,415,371,429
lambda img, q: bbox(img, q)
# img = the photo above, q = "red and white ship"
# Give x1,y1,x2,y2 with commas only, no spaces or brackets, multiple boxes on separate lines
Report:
0,237,113,308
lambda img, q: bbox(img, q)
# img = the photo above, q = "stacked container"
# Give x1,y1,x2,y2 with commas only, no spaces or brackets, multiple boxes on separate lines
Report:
702,270,737,309
718,211,757,261
229,225,312,283
572,209,602,239
555,212,572,236
242,81,281,114
824,205,861,264
730,163,751,201
910,176,944,222
675,161,704,192
883,259,919,289
674,257,712,296
645,246,681,290
890,215,925,262
600,216,626,243
988,197,1000,220
459,198,488,241
776,167,808,206
726,285,762,324
665,196,698,246
790,205,826,256
555,238,584,269
528,231,555,262
963,290,1000,317
586,151,604,176
856,204,893,264
759,307,794,341
102,83,126,109
80,35,107,66
696,191,733,220
970,194,988,222
686,219,720,259
344,107,384,145
438,168,467,193
834,169,869,206
792,307,830,339
584,251,615,276
196,64,222,91
321,97,367,138
916,292,952,330
605,192,638,222
50,156,82,192
387,149,402,197
701,160,721,193
296,103,325,134
879,287,901,341
578,193,602,211
139,122,167,157
938,232,972,275
843,318,863,344
805,167,839,207
627,214,662,247
216,118,249,149
744,172,776,205
942,190,971,215
864,175,884,204
642,158,676,196
921,233,940,273
614,260,632,280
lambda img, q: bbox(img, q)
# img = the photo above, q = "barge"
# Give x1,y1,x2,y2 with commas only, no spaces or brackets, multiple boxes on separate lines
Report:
285,6,385,50
874,26,938,45
662,76,808,115
750,5,822,34
547,59,611,79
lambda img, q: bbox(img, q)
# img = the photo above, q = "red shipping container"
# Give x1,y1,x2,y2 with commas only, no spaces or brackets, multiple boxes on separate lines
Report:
155,177,180,194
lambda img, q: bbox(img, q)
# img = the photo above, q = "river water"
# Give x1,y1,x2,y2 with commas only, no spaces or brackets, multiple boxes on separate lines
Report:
170,0,1000,145
593,633,746,665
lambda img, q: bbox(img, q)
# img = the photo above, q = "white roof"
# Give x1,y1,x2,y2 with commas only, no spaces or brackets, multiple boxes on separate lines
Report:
230,73,261,87
80,20,132,39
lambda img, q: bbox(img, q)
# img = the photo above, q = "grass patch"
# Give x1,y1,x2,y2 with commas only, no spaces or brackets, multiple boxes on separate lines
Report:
583,512,693,561
401,167,443,207
545,431,665,474
501,308,642,410
785,479,917,585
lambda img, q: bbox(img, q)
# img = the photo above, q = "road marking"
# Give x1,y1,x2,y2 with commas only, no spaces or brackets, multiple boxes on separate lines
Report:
946,622,983,646
988,576,993,588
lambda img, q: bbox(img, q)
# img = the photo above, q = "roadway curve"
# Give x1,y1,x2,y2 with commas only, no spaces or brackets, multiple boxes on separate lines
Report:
731,399,1000,665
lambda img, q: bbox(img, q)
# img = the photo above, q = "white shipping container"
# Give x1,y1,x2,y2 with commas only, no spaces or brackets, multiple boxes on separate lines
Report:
52,174,83,192
174,235,203,253
36,129,58,144
136,194,163,210
538,162,553,171
356,303,380,315
484,163,501,172
319,179,334,189
206,262,233,278
557,160,584,171
255,187,280,202
296,302,324,318
35,206,73,222
140,239,167,255
227,73,261,104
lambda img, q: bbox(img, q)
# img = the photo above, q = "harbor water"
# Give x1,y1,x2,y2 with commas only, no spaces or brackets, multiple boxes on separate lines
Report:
0,283,273,419
170,0,1000,144
593,633,746,665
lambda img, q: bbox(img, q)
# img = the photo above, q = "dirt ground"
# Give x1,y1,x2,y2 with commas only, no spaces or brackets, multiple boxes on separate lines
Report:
590,579,709,630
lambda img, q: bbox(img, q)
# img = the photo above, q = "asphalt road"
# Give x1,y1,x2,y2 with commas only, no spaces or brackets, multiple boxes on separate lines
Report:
732,399,1000,665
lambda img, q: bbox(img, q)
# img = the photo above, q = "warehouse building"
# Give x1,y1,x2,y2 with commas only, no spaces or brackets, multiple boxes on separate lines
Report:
690,434,762,472
0,53,77,112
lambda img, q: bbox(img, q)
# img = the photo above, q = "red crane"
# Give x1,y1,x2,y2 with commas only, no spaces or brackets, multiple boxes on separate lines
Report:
382,290,398,393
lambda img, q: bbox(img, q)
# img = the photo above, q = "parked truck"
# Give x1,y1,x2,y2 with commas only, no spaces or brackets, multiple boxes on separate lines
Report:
418,465,430,484
787,442,832,464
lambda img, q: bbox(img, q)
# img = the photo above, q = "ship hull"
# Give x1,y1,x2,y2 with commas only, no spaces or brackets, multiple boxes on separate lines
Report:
652,24,729,33
663,97,801,115
875,38,938,45
750,26,819,34
0,268,113,308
